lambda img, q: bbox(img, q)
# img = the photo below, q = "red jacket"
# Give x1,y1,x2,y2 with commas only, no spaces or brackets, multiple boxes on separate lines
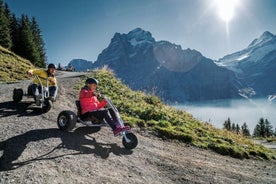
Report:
79,86,107,114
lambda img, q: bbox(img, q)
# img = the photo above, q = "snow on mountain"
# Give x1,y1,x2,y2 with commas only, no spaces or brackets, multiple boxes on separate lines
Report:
93,28,242,102
216,31,276,72
67,28,276,101
127,28,155,47
217,31,276,97
248,31,274,48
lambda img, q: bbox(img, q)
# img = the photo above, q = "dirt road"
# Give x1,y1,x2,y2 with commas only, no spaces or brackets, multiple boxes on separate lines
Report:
0,72,275,184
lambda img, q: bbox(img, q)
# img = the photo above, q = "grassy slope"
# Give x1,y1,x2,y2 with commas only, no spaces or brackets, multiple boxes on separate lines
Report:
0,46,33,82
1,47,275,160
77,67,276,160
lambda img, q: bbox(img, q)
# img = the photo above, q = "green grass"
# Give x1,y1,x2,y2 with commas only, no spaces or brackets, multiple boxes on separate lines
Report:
0,45,33,82
77,67,276,160
1,48,275,160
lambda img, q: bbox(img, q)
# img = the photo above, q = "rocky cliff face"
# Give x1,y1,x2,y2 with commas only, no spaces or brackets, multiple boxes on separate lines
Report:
93,28,242,102
68,29,276,102
68,59,94,72
217,31,276,97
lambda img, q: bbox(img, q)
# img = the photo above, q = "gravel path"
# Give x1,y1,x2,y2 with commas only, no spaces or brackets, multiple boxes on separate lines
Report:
0,71,276,184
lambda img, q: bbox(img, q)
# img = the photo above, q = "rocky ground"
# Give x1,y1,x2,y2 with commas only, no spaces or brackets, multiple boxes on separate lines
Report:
0,71,276,184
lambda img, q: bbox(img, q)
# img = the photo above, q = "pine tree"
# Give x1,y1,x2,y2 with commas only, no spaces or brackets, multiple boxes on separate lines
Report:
223,117,231,131
241,122,251,137
17,15,40,65
264,119,273,137
30,17,46,68
231,123,236,132
235,124,240,134
10,13,20,52
253,118,273,138
1,1,47,67
0,1,12,49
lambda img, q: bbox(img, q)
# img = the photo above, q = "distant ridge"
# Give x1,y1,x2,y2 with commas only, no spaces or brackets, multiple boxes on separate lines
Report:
92,28,242,102
217,31,276,97
68,29,276,102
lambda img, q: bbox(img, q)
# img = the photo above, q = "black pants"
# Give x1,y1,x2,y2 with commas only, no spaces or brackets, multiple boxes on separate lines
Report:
31,84,58,99
81,108,118,129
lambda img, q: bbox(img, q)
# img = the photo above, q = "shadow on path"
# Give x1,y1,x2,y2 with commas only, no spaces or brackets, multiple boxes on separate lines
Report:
0,127,132,171
0,101,43,117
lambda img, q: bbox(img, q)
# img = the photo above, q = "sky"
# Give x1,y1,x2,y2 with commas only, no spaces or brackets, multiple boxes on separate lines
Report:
4,0,276,66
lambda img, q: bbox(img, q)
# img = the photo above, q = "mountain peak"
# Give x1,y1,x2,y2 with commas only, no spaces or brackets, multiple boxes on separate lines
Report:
127,28,149,37
248,31,274,48
261,31,274,38
126,28,155,45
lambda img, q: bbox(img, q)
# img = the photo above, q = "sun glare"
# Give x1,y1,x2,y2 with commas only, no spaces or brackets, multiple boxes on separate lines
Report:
215,0,239,22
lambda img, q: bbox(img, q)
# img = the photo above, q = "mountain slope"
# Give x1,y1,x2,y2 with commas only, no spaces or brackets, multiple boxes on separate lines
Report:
0,45,33,82
93,28,242,102
0,69,275,184
68,59,94,72
76,68,274,160
217,31,276,96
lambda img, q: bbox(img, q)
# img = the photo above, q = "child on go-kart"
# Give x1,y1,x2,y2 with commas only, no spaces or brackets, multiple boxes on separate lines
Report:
79,78,130,136
27,63,58,104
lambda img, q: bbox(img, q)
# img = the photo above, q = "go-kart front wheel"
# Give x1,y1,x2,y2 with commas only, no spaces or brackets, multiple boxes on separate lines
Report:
122,132,138,149
57,110,77,131
42,99,52,113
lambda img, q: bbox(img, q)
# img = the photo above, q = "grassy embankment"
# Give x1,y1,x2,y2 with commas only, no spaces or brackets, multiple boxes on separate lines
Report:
1,46,275,160
0,45,33,82
76,67,276,160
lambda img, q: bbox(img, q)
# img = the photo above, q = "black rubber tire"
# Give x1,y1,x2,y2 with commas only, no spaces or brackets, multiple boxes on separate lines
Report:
57,110,77,131
13,88,23,102
42,99,52,113
122,132,138,149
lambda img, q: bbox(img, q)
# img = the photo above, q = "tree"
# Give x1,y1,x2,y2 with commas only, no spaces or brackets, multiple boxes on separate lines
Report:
253,118,273,138
264,119,273,137
253,118,266,137
231,123,236,132
241,122,251,137
30,17,46,67
16,15,40,65
10,13,20,52
0,1,12,49
0,2,46,67
235,124,240,134
223,117,231,131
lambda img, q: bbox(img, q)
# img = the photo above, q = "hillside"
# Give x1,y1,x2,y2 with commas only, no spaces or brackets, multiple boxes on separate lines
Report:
0,46,33,82
0,69,275,184
0,49,275,183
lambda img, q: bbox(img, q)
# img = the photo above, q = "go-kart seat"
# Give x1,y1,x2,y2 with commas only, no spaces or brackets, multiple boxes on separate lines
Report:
75,100,102,123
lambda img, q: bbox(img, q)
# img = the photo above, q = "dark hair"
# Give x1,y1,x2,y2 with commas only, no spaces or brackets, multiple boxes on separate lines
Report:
47,63,56,69
85,78,98,85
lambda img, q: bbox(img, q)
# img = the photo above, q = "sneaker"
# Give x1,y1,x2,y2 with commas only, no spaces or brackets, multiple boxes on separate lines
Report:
49,96,55,102
113,125,130,136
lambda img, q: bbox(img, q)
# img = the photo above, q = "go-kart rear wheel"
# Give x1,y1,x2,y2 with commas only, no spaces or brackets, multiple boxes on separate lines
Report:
13,88,23,102
42,99,52,113
122,132,138,149
57,110,77,131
